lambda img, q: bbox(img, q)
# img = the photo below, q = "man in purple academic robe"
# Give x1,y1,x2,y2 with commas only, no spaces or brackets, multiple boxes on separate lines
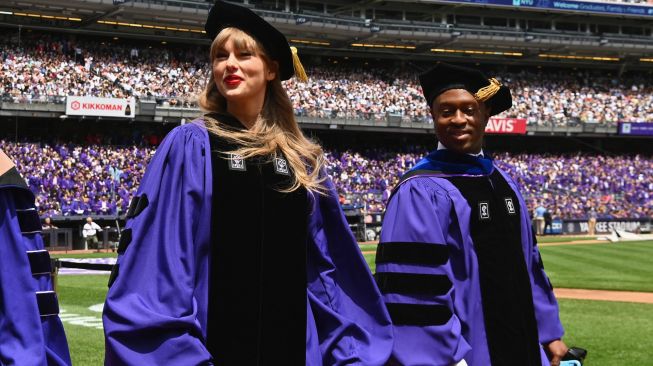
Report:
102,119,393,365
0,150,71,366
376,63,568,366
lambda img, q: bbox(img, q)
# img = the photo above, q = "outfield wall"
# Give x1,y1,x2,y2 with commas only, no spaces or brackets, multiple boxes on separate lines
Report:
558,218,652,235
41,215,653,250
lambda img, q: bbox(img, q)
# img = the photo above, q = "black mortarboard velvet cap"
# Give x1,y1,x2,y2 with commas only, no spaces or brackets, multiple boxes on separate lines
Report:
205,0,297,81
419,62,512,116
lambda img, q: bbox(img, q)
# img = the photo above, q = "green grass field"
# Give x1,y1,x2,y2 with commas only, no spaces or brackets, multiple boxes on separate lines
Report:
539,240,653,292
359,244,377,252
58,275,108,366
57,238,653,365
537,236,592,244
558,299,653,365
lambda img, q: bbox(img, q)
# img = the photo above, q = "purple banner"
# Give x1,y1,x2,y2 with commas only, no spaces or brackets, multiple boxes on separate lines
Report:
618,122,653,136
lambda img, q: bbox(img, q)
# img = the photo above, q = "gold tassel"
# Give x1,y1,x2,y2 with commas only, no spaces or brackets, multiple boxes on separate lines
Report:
474,78,501,102
290,46,308,82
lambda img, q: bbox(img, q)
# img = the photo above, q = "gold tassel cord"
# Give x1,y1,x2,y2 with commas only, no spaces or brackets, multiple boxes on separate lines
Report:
290,46,308,82
474,78,502,102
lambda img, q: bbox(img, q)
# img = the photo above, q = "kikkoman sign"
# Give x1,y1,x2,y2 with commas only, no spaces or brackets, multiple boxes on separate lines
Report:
66,96,135,118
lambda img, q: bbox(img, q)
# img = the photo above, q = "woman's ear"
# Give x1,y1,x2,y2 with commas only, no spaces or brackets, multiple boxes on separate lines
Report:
266,61,278,81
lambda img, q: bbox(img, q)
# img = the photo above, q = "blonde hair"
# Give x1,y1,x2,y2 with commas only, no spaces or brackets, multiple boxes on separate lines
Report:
198,27,326,194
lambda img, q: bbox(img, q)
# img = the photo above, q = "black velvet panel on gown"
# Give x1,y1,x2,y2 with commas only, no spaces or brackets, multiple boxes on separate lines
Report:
446,170,541,366
206,113,308,366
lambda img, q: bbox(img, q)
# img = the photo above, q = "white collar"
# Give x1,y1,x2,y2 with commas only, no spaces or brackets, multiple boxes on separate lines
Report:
437,142,484,158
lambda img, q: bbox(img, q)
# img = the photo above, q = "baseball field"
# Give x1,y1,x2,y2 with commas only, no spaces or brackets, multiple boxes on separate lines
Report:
55,237,653,365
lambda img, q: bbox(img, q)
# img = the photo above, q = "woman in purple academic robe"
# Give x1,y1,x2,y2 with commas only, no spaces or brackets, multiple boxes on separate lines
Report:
0,150,71,366
102,1,392,365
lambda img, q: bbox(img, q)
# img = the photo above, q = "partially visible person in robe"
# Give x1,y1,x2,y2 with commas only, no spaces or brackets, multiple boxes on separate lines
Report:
0,149,71,366
375,63,568,366
102,1,392,365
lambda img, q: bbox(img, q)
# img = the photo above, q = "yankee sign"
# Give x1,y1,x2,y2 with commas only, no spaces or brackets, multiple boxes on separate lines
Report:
66,96,136,118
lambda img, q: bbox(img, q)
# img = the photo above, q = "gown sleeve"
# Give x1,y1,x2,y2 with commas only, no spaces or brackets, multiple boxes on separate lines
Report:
103,123,213,366
305,176,393,366
376,178,471,366
526,218,565,344
0,183,71,366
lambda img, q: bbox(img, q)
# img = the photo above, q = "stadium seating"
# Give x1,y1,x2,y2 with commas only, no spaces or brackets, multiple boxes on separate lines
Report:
3,140,651,219
3,34,653,125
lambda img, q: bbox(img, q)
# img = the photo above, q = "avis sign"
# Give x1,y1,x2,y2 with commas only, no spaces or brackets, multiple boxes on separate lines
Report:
66,96,135,118
485,118,527,135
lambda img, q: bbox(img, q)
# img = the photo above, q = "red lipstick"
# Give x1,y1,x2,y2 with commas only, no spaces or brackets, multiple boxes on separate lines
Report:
224,75,242,87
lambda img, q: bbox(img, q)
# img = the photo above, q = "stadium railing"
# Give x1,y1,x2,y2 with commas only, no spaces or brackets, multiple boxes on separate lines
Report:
249,6,651,48
527,123,617,134
1,99,626,134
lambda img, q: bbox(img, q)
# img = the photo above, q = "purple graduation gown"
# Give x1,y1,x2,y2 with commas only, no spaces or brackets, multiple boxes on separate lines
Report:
103,120,393,365
376,150,563,366
0,168,71,366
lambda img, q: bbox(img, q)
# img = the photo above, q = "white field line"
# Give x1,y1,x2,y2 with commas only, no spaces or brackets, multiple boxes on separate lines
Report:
59,304,104,330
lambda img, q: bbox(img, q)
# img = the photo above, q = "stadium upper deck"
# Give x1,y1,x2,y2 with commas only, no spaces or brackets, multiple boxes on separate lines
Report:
3,31,653,128
2,0,653,67
2,0,653,137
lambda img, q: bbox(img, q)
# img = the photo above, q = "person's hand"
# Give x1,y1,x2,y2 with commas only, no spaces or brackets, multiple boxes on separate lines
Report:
544,339,569,366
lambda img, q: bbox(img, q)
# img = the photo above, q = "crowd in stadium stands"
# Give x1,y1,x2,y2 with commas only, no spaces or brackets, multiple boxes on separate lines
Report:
284,68,432,122
3,34,653,124
498,70,653,125
0,34,206,107
494,153,653,219
3,140,652,220
4,141,153,217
